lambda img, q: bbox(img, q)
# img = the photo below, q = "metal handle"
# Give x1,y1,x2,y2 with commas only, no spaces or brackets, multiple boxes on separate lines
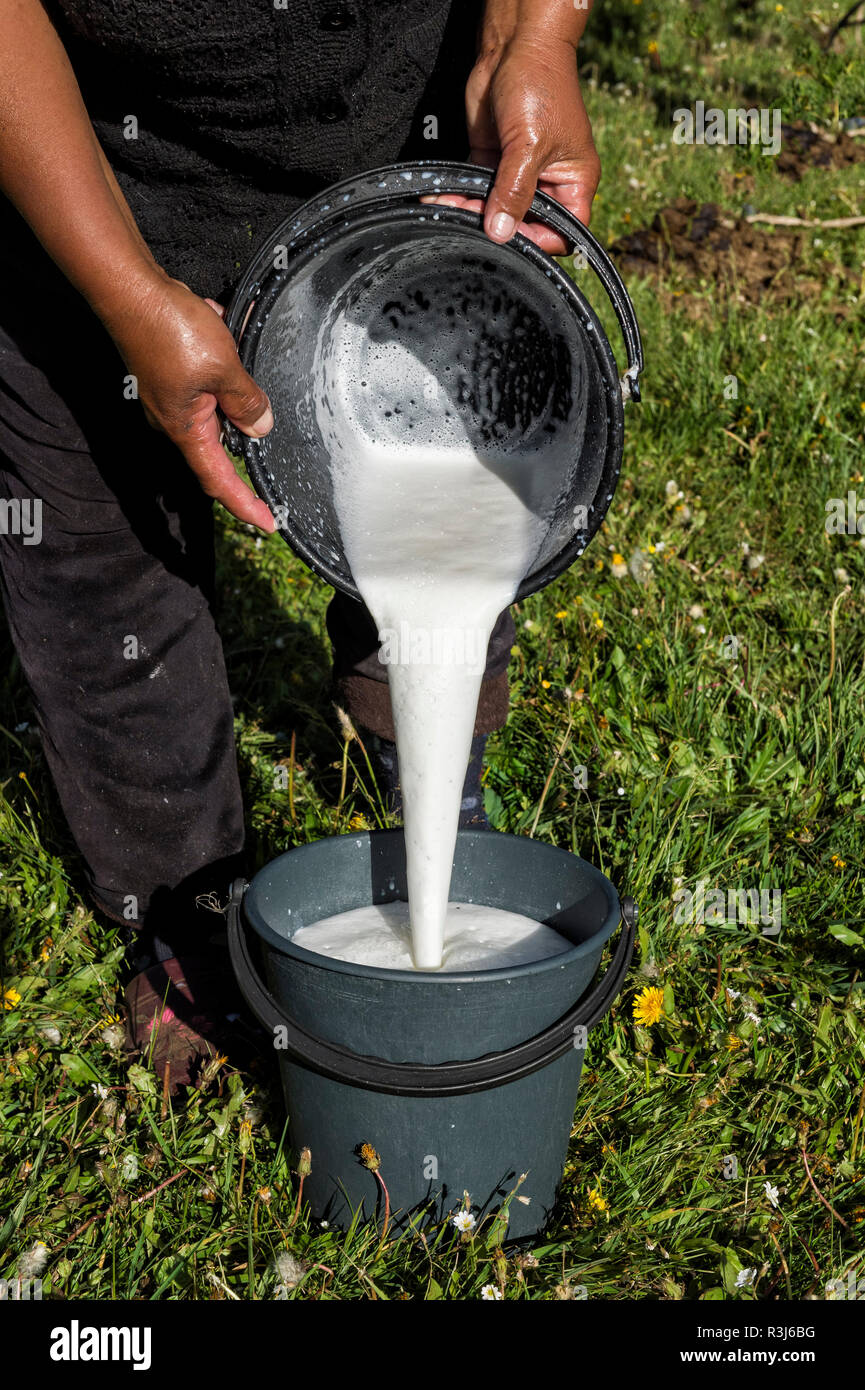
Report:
225,878,636,1098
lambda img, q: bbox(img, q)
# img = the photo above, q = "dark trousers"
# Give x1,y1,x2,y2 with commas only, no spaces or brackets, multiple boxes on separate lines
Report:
0,271,513,938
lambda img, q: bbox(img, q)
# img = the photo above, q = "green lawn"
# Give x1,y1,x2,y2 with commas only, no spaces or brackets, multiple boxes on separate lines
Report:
2,0,864,1300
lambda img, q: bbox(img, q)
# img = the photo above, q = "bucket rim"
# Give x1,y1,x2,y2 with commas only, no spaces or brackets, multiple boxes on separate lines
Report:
233,201,625,602
241,828,623,985
224,157,643,391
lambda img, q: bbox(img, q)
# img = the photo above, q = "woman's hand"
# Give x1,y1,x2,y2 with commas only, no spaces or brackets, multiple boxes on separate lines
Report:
0,0,275,532
427,5,600,254
101,275,276,533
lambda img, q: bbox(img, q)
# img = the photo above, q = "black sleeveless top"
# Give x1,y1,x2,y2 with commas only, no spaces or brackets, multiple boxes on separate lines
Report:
10,0,477,301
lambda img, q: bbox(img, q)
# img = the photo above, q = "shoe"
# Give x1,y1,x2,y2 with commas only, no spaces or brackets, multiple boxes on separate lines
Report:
123,947,266,1093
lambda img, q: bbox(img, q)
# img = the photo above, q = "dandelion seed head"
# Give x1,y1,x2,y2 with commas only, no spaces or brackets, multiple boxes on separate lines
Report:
18,1240,49,1279
272,1251,309,1298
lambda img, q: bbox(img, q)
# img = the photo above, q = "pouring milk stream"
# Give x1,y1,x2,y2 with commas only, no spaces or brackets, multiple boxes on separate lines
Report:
307,289,575,971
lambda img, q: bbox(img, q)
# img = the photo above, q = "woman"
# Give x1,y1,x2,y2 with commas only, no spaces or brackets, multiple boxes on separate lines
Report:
0,0,600,1082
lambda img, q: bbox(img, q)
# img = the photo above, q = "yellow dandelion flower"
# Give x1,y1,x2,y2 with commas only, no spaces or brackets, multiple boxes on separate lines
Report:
555,610,568,620
349,812,370,830
726,1033,743,1052
594,617,604,630
611,553,625,566
588,1187,609,1212
541,679,551,689
648,39,658,52
632,986,664,1027
3,987,22,1011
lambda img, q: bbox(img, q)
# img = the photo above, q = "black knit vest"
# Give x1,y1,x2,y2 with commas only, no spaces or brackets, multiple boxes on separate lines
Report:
10,0,478,301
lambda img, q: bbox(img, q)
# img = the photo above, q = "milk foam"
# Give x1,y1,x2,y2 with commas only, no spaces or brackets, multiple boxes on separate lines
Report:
292,901,570,973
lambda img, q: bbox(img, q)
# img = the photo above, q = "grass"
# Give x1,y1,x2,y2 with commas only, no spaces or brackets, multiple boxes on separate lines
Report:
2,0,864,1301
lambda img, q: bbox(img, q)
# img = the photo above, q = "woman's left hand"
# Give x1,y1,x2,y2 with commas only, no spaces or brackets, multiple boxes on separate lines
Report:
425,29,600,254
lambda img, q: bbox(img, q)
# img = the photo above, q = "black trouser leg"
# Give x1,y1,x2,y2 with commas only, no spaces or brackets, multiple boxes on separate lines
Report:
0,282,244,948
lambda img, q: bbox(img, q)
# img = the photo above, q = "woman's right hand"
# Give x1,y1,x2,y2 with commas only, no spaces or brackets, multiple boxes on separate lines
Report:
99,271,276,533
0,1,275,533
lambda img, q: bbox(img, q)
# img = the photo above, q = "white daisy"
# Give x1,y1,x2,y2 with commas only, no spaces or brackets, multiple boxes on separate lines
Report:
452,1210,477,1234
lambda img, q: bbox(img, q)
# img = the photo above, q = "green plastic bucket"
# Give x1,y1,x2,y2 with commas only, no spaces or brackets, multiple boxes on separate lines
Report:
227,828,635,1240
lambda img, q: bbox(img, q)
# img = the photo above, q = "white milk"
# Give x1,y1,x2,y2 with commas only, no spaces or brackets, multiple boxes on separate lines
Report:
292,901,570,973
330,441,544,968
315,307,561,969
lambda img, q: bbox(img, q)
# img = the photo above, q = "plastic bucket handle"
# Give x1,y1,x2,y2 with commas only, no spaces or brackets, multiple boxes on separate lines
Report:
225,880,637,1098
